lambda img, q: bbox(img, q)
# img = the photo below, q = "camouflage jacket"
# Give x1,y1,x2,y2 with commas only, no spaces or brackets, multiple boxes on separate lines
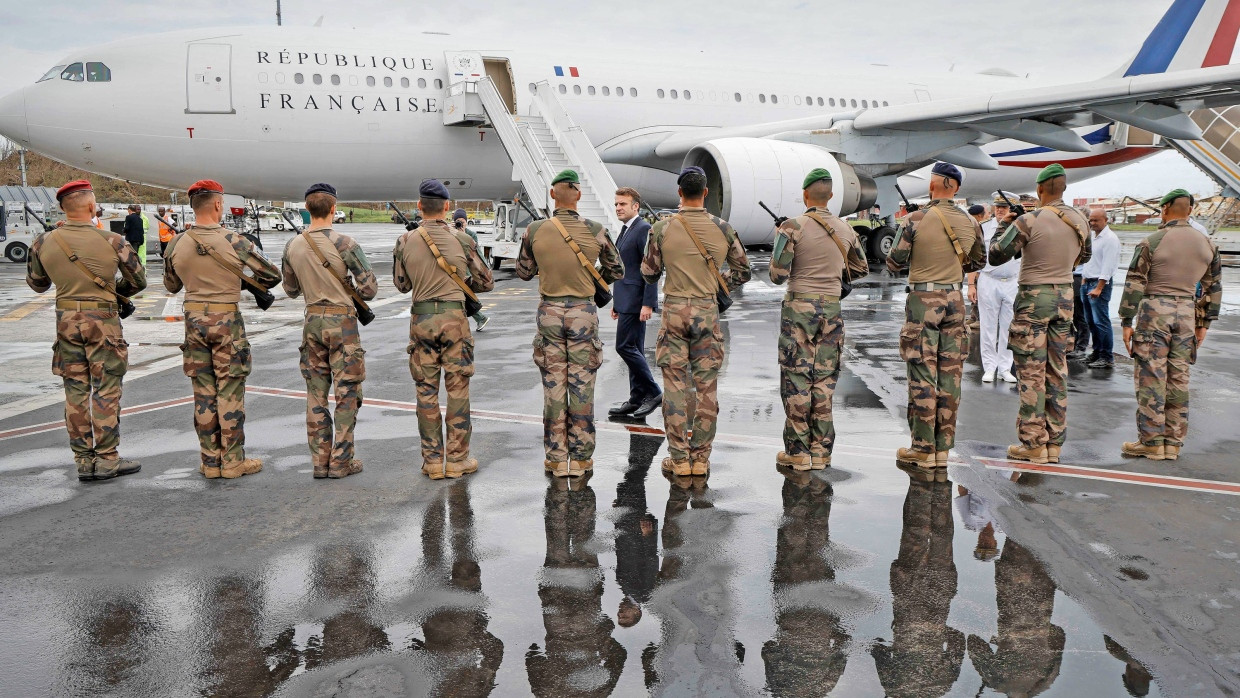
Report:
163,224,282,295
1118,221,1222,328
641,209,751,292
886,200,986,276
989,203,1092,274
26,223,148,299
515,209,623,285
770,207,869,286
282,228,379,302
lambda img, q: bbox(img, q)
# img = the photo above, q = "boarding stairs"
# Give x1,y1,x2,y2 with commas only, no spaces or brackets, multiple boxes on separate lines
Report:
1168,108,1240,234
444,77,622,233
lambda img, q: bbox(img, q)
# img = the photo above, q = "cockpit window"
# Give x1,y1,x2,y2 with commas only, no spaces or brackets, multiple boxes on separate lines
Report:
60,63,84,82
37,65,66,83
86,62,111,82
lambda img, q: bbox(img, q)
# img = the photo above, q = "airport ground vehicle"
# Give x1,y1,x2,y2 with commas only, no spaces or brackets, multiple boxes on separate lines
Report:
476,198,538,269
848,212,898,263
1,203,50,262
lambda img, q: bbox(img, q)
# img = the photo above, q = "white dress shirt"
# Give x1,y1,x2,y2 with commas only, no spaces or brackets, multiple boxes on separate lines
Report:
1080,225,1121,283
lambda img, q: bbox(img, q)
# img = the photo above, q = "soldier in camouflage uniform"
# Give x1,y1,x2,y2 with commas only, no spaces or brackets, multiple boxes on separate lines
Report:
26,180,147,481
517,170,624,478
164,179,282,479
989,164,1092,464
395,179,495,479
886,162,986,470
769,168,869,471
642,166,752,477
1118,188,1222,461
281,183,378,479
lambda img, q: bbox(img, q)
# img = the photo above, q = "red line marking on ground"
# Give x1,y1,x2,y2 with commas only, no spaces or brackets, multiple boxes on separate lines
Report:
0,396,193,441
975,457,1240,497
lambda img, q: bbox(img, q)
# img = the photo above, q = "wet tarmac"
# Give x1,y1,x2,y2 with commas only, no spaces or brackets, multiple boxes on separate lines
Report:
0,224,1237,696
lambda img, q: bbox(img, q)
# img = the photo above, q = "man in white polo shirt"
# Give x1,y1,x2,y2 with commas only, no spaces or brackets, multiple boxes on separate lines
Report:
1080,209,1122,368
968,196,1020,383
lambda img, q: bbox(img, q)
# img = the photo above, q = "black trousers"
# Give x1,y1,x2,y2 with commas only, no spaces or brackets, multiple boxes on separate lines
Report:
615,312,659,403
1071,274,1090,351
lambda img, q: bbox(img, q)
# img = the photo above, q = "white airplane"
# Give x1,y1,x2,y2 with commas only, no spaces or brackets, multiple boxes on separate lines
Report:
1,0,1239,253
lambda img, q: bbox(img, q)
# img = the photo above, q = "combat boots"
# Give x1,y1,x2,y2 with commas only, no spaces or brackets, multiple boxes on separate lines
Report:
200,463,222,479
329,459,363,479
221,458,262,479
1046,445,1061,463
776,452,812,472
544,460,570,478
75,454,94,481
446,458,478,478
662,457,692,477
896,447,936,471
91,457,141,481
1007,444,1048,464
423,460,446,480
935,451,950,468
1164,445,1180,460
568,459,593,477
1122,441,1166,460
810,454,831,470
690,459,710,476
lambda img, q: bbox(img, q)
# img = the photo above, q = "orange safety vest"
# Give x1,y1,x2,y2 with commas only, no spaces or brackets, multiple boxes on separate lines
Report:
158,219,175,242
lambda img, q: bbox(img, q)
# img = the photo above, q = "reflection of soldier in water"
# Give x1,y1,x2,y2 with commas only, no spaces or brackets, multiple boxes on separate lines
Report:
58,593,165,695
304,543,390,669
527,473,626,697
196,576,300,697
872,475,965,697
1104,635,1154,697
614,433,663,628
762,468,850,697
968,538,1066,697
415,479,504,696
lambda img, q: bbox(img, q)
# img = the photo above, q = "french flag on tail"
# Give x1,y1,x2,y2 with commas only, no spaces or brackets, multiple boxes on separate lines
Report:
1115,0,1240,76
553,66,580,78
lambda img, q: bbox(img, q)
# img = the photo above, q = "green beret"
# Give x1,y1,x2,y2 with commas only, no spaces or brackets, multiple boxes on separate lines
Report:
1035,163,1066,183
551,169,579,185
802,168,832,190
1159,188,1193,206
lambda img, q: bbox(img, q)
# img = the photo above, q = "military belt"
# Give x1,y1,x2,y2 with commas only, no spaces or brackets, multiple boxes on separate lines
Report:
786,292,840,302
305,304,353,316
907,282,962,292
183,301,239,312
1019,283,1072,289
663,295,715,305
56,299,117,311
411,300,464,314
1147,293,1194,300
540,295,592,303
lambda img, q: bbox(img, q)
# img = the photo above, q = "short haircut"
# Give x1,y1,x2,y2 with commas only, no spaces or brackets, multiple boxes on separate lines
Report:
679,172,707,198
1044,177,1067,196
60,190,94,214
128,204,140,212
190,191,221,212
805,179,832,204
615,187,642,206
305,192,336,219
551,181,579,204
420,197,448,215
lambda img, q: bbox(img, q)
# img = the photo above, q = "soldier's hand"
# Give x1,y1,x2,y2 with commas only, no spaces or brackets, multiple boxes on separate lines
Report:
967,284,977,304
1196,326,1208,347
774,216,789,227
1123,326,1134,356
1002,210,1018,224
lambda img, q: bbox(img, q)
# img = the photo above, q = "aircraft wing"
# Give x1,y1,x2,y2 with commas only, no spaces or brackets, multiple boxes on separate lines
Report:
655,64,1240,159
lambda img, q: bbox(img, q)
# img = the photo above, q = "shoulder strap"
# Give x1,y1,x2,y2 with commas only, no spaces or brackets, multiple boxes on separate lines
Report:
927,204,966,264
804,211,853,283
416,227,480,302
547,216,608,287
673,214,731,292
184,228,264,292
1044,205,1090,248
300,229,371,309
50,230,129,302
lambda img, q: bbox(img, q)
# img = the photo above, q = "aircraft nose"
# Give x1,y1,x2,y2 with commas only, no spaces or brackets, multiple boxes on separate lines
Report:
0,87,30,145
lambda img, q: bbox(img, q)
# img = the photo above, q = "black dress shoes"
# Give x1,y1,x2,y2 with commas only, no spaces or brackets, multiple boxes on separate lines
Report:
608,401,639,417
630,393,663,419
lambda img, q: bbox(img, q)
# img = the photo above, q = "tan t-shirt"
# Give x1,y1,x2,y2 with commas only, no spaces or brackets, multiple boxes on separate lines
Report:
1015,203,1086,285
660,208,729,298
167,224,246,302
1145,221,1216,296
283,228,353,306
528,210,601,298
394,220,472,303
907,201,980,285
36,222,125,302
788,210,859,296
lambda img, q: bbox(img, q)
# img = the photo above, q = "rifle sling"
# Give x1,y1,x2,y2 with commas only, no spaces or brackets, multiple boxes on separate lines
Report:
804,211,854,284
672,214,731,293
547,216,609,288
300,229,371,311
927,205,967,265
50,230,129,302
184,228,266,293
415,227,480,303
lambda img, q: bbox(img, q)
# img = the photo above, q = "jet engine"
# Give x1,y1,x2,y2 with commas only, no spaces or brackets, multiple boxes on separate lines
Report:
683,138,877,244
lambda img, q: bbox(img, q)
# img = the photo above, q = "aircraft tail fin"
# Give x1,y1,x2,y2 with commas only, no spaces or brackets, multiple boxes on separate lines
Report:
1110,0,1240,77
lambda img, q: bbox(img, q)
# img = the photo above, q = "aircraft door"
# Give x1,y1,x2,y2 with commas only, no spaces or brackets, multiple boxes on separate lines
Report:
186,43,234,114
445,51,485,86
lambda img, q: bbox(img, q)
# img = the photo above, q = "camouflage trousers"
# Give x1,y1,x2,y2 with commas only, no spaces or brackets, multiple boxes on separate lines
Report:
181,309,252,468
656,297,725,463
51,309,129,461
1008,285,1074,448
899,290,968,453
1131,296,1196,447
778,298,843,459
408,308,475,464
299,309,366,471
532,300,602,463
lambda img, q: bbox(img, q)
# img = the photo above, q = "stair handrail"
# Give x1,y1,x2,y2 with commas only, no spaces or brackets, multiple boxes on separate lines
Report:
476,77,552,214
532,81,624,232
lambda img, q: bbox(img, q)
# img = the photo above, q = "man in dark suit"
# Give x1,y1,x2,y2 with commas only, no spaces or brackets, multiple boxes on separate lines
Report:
609,187,662,418
122,204,145,254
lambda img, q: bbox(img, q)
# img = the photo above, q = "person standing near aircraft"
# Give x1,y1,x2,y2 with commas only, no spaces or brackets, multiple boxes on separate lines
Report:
122,204,145,258
769,168,868,470
394,180,494,480
516,170,623,478
163,179,282,479
641,166,752,477
608,187,662,420
157,206,175,257
281,183,378,479
1079,208,1122,369
25,180,146,481
452,207,490,331
969,196,1020,383
989,164,1092,465
1118,189,1222,461
887,162,986,471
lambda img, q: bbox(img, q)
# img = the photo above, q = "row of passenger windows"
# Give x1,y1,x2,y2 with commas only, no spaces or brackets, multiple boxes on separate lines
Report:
37,62,112,83
256,72,445,89
544,82,888,108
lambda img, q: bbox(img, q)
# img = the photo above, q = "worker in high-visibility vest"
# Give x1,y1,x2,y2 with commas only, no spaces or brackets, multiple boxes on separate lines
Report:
157,206,175,256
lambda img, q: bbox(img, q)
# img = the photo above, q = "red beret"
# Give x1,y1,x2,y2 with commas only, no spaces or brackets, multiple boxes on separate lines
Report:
187,179,224,196
56,180,93,202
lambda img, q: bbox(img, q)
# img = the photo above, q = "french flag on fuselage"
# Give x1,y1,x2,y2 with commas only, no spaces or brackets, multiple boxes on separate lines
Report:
1121,0,1240,76
553,66,580,78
